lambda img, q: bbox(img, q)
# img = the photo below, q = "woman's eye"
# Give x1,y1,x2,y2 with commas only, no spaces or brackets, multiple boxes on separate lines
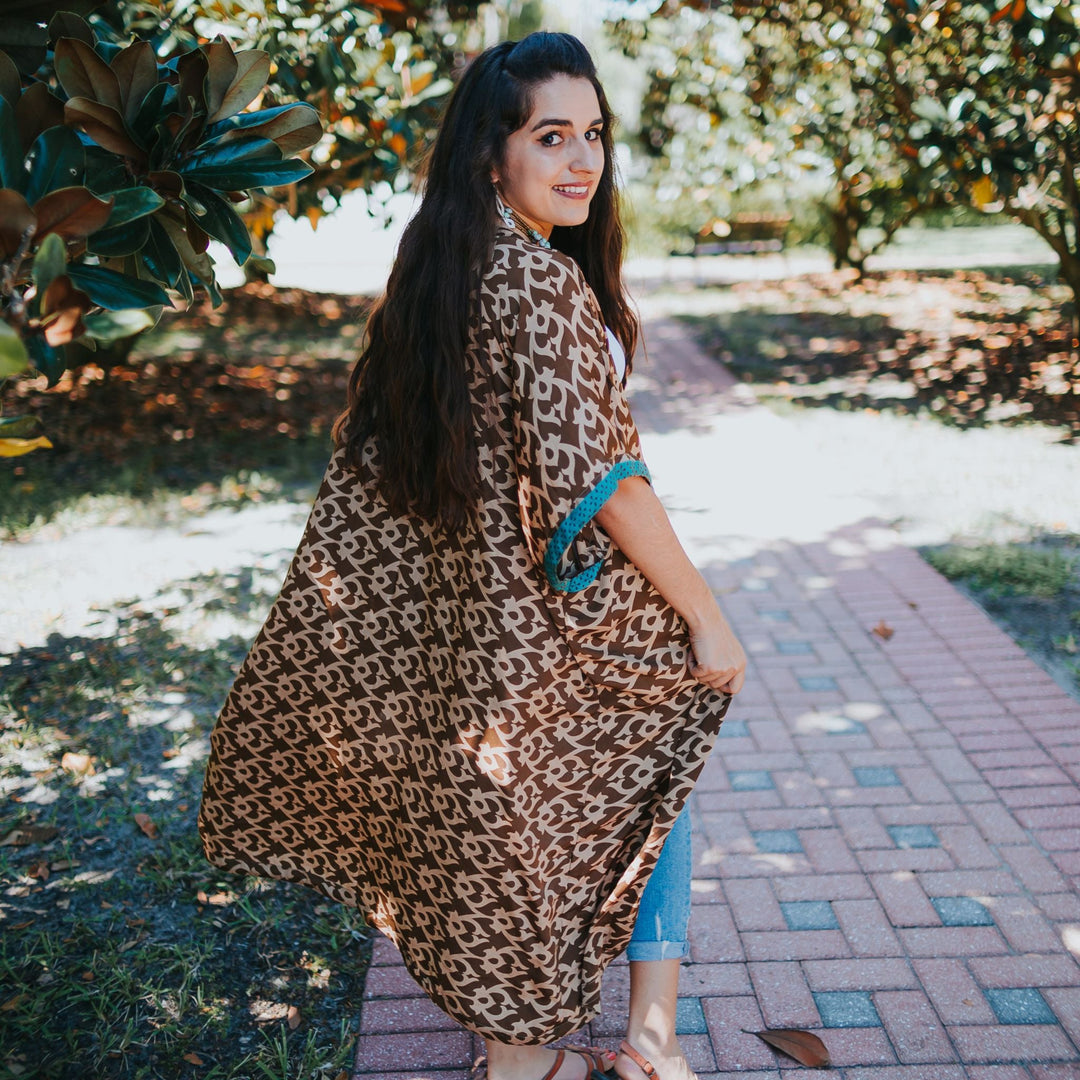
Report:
540,132,561,146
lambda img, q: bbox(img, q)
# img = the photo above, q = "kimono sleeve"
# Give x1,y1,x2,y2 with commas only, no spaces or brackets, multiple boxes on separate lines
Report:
510,253,650,595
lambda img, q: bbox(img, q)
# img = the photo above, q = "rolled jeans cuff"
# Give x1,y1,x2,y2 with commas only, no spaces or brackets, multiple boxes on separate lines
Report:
625,939,691,962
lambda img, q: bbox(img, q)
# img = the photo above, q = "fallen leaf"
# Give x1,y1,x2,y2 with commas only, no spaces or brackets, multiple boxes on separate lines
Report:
50,859,78,870
10,919,34,930
1,994,27,1012
871,620,894,641
744,1028,831,1068
133,813,158,839
197,890,209,904
0,824,59,847
125,917,147,928
28,860,50,881
81,971,95,981
183,1051,204,1065
60,751,95,776
287,1005,301,1030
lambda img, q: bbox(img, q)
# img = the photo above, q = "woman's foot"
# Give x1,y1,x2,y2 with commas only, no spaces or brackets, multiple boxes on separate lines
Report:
484,1044,617,1080
613,1038,697,1080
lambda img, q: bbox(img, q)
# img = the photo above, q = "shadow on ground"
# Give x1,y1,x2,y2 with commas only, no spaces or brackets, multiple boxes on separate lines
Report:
0,562,369,1078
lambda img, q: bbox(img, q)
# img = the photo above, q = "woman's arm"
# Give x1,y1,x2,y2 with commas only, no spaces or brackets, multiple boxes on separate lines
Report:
595,475,746,695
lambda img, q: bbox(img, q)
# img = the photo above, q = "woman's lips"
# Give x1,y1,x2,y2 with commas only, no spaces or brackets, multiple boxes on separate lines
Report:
553,184,590,200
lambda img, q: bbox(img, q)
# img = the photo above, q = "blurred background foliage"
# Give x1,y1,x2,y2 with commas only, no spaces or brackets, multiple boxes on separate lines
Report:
608,0,1080,327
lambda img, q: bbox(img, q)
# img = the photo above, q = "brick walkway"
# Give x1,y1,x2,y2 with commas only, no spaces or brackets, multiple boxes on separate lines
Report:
351,319,1080,1080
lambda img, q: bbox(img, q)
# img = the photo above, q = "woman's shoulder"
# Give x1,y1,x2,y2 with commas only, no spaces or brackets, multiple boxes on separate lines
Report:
487,228,597,313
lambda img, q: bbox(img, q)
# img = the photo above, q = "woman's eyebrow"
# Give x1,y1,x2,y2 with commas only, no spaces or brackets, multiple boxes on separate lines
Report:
529,117,605,131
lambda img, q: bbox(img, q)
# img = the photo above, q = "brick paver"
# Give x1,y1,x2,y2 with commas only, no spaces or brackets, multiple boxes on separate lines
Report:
352,319,1080,1079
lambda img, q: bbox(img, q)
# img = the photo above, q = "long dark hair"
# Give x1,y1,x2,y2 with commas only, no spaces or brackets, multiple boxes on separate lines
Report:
331,32,639,535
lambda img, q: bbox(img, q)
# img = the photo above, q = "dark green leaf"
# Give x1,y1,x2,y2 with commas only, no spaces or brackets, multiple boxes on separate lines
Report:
0,414,44,438
0,98,23,191
66,263,171,309
130,82,174,146
81,307,156,342
0,322,30,378
24,126,85,204
87,215,150,256
82,143,128,193
25,332,64,387
0,49,20,106
32,232,66,295
184,157,314,191
101,185,164,229
183,181,251,264
143,215,186,291
202,39,238,122
180,134,280,172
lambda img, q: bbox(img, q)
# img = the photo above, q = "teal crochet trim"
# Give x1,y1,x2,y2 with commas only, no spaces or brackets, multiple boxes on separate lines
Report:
544,459,651,593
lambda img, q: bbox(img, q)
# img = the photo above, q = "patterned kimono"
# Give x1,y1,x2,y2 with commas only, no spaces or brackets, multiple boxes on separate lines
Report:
197,219,731,1044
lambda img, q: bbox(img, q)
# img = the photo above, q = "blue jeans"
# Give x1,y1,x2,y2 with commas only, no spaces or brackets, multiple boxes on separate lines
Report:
626,803,692,961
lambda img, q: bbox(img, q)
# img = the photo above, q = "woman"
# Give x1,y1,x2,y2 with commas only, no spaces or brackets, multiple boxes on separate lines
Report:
198,31,746,1080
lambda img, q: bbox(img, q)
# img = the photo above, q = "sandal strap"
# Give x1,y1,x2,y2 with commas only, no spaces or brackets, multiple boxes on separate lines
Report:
564,1045,615,1074
619,1041,659,1080
541,1050,567,1080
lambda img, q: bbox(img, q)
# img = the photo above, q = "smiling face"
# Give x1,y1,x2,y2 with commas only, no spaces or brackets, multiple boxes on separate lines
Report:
493,74,605,240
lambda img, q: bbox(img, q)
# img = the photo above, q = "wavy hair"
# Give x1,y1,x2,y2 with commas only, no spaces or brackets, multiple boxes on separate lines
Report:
331,32,639,534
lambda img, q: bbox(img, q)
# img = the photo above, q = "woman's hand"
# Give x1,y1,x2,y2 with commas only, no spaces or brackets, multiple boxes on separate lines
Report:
688,616,747,695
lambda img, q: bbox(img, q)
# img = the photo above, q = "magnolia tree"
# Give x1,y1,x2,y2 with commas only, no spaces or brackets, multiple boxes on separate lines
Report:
0,4,324,456
877,0,1080,334
608,1,950,272
91,0,485,250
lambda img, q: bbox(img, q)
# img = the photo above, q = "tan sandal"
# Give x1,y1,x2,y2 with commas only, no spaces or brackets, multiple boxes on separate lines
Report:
543,1046,617,1080
618,1041,661,1080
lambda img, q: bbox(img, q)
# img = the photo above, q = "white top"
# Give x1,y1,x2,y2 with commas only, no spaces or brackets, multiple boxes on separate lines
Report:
604,325,626,382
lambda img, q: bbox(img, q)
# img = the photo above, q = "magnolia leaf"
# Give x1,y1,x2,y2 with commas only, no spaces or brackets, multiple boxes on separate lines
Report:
24,126,84,204
176,46,209,119
15,83,65,152
206,49,270,124
110,41,157,128
0,435,52,456
32,232,66,295
0,414,43,438
46,12,95,47
231,103,322,157
0,98,23,191
102,186,165,229
87,216,151,257
81,307,156,342
0,188,35,260
66,263,171,310
64,97,146,163
202,39,239,122
745,1029,831,1068
54,37,123,114
144,215,189,292
0,322,30,377
32,185,113,241
25,332,64,386
0,49,20,106
184,180,251,264
244,254,276,276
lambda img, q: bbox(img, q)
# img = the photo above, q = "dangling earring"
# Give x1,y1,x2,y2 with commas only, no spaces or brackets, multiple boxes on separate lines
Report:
492,183,551,250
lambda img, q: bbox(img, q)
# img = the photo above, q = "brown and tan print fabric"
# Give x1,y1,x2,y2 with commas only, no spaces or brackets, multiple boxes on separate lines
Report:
197,220,732,1044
